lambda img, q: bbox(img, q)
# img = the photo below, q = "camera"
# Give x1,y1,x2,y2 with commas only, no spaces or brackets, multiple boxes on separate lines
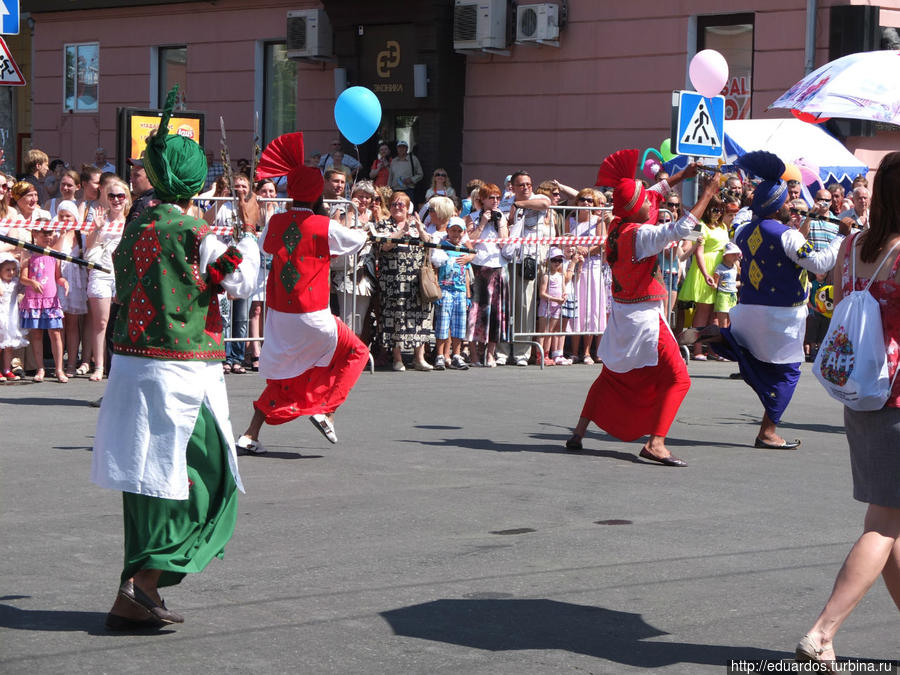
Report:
488,209,502,223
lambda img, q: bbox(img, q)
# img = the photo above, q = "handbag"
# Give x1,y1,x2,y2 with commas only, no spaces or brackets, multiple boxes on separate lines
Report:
813,235,900,411
523,255,537,281
419,262,442,305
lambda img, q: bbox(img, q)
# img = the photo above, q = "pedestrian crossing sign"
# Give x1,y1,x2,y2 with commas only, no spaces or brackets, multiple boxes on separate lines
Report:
672,90,724,158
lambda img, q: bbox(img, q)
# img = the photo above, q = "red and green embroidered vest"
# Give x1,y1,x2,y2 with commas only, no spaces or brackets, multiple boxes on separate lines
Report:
264,209,332,313
112,203,225,361
607,220,667,304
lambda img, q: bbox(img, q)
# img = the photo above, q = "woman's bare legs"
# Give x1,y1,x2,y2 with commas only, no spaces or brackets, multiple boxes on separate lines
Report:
88,296,111,380
691,303,714,357
802,504,900,659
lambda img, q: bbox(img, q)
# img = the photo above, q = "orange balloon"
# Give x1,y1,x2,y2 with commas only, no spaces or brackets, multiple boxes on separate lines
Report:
782,163,802,182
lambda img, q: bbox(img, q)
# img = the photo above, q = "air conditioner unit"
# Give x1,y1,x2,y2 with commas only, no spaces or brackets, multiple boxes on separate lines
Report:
286,9,333,60
516,3,560,44
453,0,507,51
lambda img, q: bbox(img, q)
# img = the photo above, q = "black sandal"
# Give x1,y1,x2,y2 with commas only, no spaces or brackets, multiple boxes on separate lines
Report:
565,435,583,451
231,363,247,374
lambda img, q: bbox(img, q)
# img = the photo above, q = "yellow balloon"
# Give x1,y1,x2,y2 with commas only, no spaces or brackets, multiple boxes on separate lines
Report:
782,163,802,182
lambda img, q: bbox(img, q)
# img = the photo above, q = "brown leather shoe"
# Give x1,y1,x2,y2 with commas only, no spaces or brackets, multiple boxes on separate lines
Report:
120,580,184,624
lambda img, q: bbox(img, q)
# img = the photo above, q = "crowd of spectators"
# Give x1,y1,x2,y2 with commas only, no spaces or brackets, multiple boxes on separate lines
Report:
0,139,871,381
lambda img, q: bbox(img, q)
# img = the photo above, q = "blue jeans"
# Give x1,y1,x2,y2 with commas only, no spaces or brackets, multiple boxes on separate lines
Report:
224,297,248,365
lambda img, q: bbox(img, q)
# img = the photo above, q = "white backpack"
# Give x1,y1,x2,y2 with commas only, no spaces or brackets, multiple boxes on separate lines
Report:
813,235,900,411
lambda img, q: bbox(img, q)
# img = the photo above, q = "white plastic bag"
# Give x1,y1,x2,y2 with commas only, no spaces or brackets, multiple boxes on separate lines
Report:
813,237,900,411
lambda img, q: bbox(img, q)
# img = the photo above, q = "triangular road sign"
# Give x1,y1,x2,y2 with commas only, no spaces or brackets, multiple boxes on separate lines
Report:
0,36,25,86
680,97,721,149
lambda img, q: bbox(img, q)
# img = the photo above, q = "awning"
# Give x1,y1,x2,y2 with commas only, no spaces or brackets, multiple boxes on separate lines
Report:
664,118,868,186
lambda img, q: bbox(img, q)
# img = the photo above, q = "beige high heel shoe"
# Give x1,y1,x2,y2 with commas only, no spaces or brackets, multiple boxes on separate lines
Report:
795,635,835,671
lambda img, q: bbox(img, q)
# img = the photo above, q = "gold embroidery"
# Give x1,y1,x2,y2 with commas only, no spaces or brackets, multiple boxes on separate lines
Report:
748,259,763,290
747,226,762,255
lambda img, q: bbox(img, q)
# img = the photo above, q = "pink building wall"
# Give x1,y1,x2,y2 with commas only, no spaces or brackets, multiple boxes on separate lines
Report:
29,0,900,187
460,0,900,189
31,0,336,170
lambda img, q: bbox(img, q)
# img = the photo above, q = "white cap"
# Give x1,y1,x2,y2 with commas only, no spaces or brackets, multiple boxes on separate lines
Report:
447,216,465,230
548,246,564,259
56,200,79,220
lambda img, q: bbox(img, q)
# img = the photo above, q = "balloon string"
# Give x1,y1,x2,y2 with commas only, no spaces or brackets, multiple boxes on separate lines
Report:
349,144,362,197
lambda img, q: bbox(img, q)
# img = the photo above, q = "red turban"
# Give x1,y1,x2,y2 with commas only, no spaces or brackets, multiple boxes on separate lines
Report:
256,131,324,202
595,149,647,219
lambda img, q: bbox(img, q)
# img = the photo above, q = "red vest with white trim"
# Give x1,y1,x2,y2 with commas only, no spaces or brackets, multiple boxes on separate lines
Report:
264,209,331,313
606,220,667,304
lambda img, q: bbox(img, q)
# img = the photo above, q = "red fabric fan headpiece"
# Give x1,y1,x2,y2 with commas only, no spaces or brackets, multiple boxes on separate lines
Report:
256,132,324,202
595,149,647,219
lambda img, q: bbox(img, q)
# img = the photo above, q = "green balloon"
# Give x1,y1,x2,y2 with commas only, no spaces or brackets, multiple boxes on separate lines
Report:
660,138,677,162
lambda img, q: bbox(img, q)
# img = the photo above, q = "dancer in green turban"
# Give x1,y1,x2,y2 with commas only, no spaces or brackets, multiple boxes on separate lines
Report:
91,86,260,630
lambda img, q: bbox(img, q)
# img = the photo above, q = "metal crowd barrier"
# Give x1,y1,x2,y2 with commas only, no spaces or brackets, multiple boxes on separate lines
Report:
212,195,375,374
504,204,679,369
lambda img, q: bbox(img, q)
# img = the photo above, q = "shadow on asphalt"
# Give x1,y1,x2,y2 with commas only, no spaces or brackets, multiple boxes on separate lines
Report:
381,598,783,667
775,420,845,435
406,432,749,458
238,451,323,460
0,599,174,636
402,436,640,463
0,397,91,407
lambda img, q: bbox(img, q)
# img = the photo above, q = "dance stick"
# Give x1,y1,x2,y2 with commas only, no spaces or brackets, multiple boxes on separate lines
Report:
0,232,112,274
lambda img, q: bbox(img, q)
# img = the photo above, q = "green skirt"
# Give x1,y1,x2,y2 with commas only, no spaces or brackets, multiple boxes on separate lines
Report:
120,404,238,588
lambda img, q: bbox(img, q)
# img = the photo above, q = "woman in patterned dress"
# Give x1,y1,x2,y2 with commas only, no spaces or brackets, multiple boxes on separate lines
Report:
373,190,434,371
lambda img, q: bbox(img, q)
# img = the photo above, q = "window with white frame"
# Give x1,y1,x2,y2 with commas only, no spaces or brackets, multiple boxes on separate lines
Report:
64,43,99,112
263,42,297,145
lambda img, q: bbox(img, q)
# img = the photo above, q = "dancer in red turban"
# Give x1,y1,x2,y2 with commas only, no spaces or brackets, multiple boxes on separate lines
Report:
566,150,718,466
236,132,369,452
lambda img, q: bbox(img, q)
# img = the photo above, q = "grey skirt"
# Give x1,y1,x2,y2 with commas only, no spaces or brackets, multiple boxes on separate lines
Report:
845,405,900,508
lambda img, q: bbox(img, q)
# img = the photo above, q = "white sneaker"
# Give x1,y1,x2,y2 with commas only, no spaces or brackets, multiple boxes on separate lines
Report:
515,357,528,367
495,355,508,366
555,356,573,366
434,355,446,370
310,414,338,444
413,359,434,371
236,434,267,455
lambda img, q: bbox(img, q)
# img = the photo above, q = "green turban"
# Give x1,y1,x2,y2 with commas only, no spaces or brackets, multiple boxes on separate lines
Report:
143,86,207,202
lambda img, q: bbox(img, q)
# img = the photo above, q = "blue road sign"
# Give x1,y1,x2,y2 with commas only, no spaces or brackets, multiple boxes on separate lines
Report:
0,0,19,36
674,90,724,158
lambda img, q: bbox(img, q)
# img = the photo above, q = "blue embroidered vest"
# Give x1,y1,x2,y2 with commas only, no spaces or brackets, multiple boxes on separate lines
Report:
735,218,808,307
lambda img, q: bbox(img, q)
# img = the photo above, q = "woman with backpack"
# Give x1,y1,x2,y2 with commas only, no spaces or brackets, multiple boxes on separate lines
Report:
796,151,900,666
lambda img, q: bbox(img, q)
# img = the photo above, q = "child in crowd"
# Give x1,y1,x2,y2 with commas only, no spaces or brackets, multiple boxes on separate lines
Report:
19,229,69,382
557,244,582,365
431,217,472,370
0,253,27,381
805,274,831,362
713,241,741,330
537,246,567,367
53,200,88,376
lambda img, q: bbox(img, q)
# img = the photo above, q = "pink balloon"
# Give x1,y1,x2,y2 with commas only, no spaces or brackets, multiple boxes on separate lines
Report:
689,49,729,98
642,159,660,180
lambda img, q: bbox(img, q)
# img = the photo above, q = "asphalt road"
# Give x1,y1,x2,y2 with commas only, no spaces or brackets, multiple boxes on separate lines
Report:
1,360,897,674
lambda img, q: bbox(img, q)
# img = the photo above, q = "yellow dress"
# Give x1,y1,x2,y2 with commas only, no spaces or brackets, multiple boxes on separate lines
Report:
677,223,729,305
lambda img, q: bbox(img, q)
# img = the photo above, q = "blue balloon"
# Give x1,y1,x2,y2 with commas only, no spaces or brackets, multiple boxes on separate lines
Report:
334,87,382,145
